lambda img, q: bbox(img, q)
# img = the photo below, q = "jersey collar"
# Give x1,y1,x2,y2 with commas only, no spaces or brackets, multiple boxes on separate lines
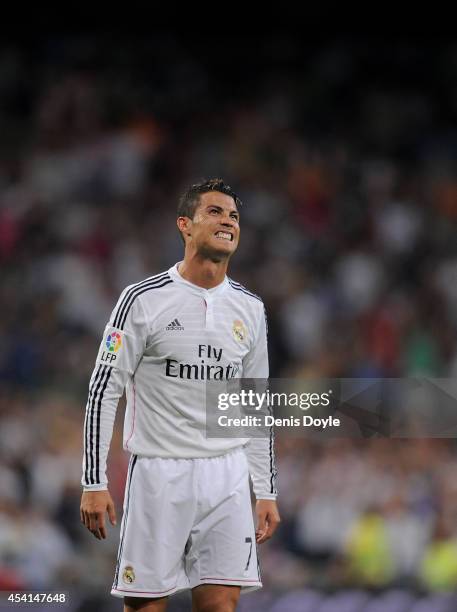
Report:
168,262,229,296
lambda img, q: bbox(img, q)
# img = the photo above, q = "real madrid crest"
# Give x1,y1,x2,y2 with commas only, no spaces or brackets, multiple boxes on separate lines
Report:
232,319,247,342
122,565,135,584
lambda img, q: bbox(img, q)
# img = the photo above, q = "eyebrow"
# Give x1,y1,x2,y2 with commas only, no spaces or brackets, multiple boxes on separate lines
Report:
206,205,239,216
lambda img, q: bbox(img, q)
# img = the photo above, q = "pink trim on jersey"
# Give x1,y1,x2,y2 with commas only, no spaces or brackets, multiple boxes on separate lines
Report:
200,577,261,583
112,586,178,595
125,380,137,450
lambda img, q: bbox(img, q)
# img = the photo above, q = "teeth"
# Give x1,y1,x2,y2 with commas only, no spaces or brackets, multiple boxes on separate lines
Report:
216,232,232,241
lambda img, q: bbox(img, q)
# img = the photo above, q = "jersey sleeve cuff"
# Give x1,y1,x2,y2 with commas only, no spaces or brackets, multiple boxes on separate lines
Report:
255,493,278,500
82,484,108,492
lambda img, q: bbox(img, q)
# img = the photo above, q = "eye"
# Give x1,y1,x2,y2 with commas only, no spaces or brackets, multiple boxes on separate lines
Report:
231,213,239,221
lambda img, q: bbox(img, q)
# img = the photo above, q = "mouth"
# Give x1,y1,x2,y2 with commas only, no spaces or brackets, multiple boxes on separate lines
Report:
214,231,233,242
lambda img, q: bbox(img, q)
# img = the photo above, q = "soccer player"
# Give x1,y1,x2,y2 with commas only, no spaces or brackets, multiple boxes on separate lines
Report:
80,179,279,612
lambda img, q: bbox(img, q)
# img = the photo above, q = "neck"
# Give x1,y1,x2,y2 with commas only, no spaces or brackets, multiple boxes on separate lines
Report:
178,251,229,289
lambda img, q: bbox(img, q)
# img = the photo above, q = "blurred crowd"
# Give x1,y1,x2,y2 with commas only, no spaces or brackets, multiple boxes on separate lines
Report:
1,36,457,609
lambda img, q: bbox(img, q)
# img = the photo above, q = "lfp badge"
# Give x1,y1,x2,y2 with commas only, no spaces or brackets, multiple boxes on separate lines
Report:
101,331,122,364
106,332,122,353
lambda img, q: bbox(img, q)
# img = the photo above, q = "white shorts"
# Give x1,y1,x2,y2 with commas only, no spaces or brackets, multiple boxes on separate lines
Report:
111,448,262,599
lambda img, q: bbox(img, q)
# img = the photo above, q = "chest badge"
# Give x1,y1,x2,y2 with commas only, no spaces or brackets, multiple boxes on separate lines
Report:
232,319,247,342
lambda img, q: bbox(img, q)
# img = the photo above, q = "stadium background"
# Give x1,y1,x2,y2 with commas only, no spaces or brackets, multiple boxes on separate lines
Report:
1,35,457,611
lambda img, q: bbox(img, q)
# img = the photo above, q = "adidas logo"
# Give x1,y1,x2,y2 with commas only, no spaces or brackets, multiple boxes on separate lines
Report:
166,318,184,331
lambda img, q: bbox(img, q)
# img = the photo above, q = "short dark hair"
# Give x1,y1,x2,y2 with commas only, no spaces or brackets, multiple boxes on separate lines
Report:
177,178,242,221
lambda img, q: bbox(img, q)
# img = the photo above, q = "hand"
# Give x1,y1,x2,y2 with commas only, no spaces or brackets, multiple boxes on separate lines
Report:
255,499,280,544
80,490,117,540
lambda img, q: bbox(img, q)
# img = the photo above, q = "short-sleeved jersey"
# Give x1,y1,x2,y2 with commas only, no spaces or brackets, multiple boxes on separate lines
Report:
82,263,277,499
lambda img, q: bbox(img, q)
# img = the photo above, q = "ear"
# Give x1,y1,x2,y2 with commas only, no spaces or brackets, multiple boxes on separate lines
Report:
177,216,192,238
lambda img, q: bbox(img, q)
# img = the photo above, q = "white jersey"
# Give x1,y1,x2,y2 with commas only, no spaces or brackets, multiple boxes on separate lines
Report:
82,263,277,499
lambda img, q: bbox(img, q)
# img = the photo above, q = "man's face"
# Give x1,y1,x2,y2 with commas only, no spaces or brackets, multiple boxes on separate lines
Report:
181,191,240,260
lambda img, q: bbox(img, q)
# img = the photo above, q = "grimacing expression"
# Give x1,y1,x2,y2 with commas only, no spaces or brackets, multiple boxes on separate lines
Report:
180,191,240,258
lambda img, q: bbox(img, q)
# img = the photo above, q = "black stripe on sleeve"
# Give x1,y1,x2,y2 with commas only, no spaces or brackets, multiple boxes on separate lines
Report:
88,365,110,484
94,367,112,484
113,272,170,328
89,366,112,484
228,279,263,302
84,364,103,484
118,278,173,330
85,364,106,485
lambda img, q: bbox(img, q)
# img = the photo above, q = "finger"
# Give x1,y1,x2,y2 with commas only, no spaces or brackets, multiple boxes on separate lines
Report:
83,511,99,538
89,512,98,532
107,502,117,526
256,513,267,543
80,508,85,524
257,533,268,544
256,528,269,544
258,525,273,543
98,512,107,539
256,529,267,542
90,520,102,540
89,513,102,539
258,513,281,543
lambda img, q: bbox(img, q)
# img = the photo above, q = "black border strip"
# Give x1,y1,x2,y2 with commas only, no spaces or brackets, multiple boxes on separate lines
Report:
113,454,138,589
263,305,277,494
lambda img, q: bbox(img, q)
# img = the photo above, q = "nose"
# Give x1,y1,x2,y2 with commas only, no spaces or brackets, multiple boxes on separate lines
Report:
221,212,236,228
